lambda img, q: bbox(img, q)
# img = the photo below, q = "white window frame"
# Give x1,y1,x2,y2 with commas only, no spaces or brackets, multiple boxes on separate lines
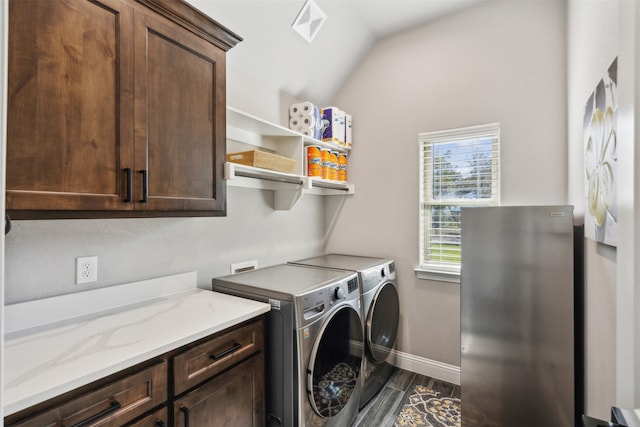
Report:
416,123,500,283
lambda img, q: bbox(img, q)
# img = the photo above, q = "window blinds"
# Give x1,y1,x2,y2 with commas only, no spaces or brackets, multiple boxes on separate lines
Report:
419,123,500,271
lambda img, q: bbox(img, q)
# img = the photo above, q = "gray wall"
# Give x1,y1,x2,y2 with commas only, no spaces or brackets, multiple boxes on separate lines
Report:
325,0,568,367
567,1,618,417
568,0,640,415
5,188,326,303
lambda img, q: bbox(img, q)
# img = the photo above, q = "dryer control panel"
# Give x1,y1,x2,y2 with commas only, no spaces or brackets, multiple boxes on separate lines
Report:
299,274,359,321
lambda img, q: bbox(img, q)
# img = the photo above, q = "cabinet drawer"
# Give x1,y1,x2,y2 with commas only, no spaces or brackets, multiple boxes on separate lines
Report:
7,361,167,427
173,319,264,395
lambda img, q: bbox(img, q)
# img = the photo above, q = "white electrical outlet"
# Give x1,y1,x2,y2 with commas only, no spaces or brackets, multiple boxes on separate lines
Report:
76,256,98,284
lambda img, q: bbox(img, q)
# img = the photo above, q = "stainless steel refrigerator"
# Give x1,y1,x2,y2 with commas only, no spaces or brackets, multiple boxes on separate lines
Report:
461,205,581,427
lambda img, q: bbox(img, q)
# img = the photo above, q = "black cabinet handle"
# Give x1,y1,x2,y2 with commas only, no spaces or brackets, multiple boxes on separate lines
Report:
155,421,166,427
71,400,121,427
139,170,148,203
209,342,242,361
124,168,133,202
180,406,190,427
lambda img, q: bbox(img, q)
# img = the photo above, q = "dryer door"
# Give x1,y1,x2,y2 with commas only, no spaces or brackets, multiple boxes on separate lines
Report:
367,282,400,362
307,305,363,418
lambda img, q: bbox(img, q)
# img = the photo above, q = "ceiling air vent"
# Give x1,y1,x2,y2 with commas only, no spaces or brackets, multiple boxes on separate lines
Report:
291,0,327,43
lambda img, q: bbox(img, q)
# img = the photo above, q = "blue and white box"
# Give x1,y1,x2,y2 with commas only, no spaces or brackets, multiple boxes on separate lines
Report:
322,106,345,145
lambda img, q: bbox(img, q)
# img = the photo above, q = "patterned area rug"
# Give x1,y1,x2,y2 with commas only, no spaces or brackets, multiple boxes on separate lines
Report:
394,385,462,427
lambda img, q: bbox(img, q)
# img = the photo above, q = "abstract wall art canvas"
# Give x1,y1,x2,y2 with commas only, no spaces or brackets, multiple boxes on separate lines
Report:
584,57,617,246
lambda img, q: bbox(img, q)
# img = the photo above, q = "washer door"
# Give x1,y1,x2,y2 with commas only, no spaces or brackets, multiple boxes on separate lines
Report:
307,305,363,419
367,282,400,362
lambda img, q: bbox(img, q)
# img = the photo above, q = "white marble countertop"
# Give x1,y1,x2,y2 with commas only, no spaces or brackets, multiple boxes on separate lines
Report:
3,272,270,416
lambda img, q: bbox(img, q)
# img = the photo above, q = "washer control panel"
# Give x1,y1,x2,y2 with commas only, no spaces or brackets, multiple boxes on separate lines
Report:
299,274,359,321
378,261,396,281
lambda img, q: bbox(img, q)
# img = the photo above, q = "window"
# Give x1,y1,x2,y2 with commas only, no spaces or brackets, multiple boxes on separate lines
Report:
418,123,500,282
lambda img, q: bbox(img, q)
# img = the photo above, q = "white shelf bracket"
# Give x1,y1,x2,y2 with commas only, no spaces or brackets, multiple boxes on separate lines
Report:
224,162,237,180
302,176,312,190
274,189,304,210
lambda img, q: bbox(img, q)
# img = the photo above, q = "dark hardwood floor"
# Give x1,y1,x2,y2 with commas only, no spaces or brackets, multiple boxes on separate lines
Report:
353,368,461,427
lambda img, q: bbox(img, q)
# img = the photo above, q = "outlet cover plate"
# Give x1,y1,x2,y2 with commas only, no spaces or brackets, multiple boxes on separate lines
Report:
76,256,98,284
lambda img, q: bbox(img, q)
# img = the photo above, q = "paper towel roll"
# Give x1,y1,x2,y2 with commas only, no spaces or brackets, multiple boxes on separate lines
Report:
290,101,316,118
290,102,324,138
290,103,302,117
301,114,315,127
299,102,314,114
289,118,314,137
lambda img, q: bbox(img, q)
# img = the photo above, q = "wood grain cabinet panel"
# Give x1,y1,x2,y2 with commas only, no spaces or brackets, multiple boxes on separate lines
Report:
174,355,264,427
6,361,167,427
173,318,264,395
7,0,134,213
6,0,240,218
133,9,227,213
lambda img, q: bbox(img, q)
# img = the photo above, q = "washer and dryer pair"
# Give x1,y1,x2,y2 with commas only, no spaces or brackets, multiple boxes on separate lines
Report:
288,254,400,410
212,254,400,427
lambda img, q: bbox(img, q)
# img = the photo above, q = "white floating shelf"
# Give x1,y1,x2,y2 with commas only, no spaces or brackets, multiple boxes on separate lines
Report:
225,107,355,210
225,162,354,210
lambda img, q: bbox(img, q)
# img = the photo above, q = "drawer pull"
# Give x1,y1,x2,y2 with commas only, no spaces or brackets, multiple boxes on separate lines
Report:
124,168,133,202
180,406,190,427
139,170,148,203
156,421,166,427
209,342,242,361
71,400,121,427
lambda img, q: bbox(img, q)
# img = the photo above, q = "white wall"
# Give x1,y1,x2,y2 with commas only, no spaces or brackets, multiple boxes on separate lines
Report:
567,1,618,418
568,0,640,416
615,0,640,410
4,187,326,303
326,0,567,367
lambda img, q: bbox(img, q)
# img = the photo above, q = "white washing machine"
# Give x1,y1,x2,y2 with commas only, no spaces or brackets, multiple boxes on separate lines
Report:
289,254,400,408
212,264,363,427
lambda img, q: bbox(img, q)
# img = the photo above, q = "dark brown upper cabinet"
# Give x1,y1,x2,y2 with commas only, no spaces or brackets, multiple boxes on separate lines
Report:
6,0,241,219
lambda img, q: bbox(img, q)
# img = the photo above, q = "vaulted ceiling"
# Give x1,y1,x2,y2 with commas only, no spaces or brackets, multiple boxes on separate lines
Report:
186,0,484,106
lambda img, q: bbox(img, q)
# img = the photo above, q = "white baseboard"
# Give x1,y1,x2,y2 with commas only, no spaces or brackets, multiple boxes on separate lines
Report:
391,350,461,385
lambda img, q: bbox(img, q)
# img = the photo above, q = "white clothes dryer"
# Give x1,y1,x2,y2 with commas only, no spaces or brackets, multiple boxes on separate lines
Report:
289,254,400,409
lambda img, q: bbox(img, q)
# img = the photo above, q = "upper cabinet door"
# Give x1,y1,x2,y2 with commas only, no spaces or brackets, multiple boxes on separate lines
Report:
7,0,135,215
133,10,227,215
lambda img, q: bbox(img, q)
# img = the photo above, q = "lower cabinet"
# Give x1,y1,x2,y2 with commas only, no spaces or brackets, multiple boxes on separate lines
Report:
174,356,264,427
5,362,167,427
4,318,264,427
